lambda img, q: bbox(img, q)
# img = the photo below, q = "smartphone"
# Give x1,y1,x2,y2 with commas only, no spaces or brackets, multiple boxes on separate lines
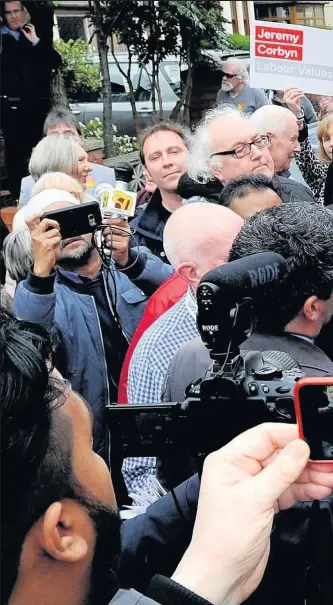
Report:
294,377,333,463
43,202,102,240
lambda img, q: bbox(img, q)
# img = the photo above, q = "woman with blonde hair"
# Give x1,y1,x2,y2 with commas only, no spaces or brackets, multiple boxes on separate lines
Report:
12,172,85,232
28,133,93,190
295,113,333,204
31,171,85,202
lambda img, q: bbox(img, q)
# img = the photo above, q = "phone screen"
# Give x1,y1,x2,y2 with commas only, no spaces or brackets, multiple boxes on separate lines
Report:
298,384,333,461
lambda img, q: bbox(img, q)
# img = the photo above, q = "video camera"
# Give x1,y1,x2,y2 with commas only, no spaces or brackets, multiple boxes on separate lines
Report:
107,252,309,461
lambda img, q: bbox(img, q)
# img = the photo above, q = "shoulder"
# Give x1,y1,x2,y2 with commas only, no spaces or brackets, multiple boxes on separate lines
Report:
90,163,116,185
252,86,270,103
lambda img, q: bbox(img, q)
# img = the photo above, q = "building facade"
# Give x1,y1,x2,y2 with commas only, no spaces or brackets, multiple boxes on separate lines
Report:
220,1,330,34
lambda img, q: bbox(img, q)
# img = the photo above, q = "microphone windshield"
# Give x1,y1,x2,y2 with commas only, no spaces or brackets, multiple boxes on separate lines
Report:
177,173,222,200
114,161,134,184
199,252,286,302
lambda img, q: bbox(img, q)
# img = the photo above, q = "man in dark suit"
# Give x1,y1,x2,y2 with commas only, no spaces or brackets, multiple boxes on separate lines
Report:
0,1,61,198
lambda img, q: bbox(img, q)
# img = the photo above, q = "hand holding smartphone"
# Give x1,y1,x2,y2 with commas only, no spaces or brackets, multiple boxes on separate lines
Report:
42,202,102,241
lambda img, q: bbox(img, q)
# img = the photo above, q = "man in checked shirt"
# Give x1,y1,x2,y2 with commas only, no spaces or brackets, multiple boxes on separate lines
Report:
123,202,244,499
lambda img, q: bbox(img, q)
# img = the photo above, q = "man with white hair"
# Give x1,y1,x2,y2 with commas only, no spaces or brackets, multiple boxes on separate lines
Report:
187,105,317,204
250,105,301,175
216,57,270,114
123,202,244,495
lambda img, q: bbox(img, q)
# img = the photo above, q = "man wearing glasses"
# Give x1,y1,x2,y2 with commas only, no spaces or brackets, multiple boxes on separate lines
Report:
0,1,61,200
216,58,270,115
187,106,317,205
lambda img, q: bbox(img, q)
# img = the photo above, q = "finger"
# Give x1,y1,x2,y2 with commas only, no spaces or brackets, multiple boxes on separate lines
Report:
38,218,60,232
36,228,61,240
220,423,299,468
26,213,43,231
246,439,310,508
109,240,126,251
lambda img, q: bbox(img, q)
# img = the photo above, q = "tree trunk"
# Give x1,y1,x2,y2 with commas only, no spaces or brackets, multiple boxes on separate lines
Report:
92,0,114,157
170,42,193,122
155,65,163,121
183,67,193,127
111,42,141,135
51,69,69,108
98,37,114,157
170,64,193,122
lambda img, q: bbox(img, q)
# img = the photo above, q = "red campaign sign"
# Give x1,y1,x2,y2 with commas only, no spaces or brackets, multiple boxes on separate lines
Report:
255,41,303,62
255,25,304,46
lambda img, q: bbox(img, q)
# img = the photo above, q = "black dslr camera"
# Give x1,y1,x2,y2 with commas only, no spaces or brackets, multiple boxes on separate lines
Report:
106,252,304,459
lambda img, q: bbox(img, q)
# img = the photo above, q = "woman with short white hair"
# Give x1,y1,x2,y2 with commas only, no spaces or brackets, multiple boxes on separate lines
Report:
29,133,92,189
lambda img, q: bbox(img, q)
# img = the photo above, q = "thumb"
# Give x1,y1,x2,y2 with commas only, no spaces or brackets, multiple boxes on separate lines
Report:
248,439,310,506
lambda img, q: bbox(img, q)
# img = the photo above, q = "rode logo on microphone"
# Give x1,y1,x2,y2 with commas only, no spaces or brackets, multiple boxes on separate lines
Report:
247,263,280,288
202,325,219,332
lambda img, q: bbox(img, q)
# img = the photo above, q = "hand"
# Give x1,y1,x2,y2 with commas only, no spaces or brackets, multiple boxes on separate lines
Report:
172,423,333,605
21,23,39,45
319,96,333,116
103,218,131,268
26,214,61,277
283,87,304,118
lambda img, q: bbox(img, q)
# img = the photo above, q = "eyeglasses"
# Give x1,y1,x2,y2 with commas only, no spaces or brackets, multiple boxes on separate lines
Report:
5,8,23,16
221,71,239,79
211,135,271,160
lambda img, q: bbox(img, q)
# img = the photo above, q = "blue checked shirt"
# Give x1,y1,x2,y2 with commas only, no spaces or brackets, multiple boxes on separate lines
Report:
122,287,199,497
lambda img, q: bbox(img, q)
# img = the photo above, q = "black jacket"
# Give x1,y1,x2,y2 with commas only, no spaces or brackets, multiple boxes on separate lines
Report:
324,162,333,206
130,189,171,263
0,26,61,103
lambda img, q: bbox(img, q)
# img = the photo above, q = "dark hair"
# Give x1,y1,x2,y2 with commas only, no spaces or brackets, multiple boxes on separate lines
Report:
1,1,24,21
229,203,333,331
139,121,188,166
43,106,83,137
220,174,281,208
0,312,120,603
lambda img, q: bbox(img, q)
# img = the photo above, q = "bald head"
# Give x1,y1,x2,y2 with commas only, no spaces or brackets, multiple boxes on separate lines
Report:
163,202,243,283
250,105,300,173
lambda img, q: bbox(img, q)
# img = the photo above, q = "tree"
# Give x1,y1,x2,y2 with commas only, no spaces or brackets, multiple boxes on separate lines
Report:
54,39,101,102
87,0,115,157
87,0,228,135
168,0,229,123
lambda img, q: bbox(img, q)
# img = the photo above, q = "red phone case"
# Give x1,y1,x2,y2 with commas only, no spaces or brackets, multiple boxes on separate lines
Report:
294,376,333,464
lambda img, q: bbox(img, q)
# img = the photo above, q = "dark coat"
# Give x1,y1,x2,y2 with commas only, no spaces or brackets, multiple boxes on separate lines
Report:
130,189,171,263
324,162,333,206
0,30,61,103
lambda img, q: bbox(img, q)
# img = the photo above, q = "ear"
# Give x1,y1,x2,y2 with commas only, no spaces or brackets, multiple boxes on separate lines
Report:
177,262,200,286
303,295,322,323
39,501,89,563
212,163,224,183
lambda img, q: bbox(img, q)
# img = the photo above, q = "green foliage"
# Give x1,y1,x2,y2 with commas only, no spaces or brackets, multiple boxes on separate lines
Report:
54,39,101,102
227,33,250,50
80,118,139,155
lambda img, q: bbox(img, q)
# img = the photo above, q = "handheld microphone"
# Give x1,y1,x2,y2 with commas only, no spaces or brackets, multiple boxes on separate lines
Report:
114,160,134,190
197,252,286,357
95,178,137,221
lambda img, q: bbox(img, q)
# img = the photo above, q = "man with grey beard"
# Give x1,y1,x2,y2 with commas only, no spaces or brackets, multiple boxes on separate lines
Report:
216,58,270,114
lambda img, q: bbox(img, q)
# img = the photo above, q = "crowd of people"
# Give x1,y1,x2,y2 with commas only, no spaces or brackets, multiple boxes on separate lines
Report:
1,2,333,604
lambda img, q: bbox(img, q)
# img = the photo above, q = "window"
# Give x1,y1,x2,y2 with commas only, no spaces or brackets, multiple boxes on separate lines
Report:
254,5,291,23
296,3,325,26
108,63,141,102
56,16,85,42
